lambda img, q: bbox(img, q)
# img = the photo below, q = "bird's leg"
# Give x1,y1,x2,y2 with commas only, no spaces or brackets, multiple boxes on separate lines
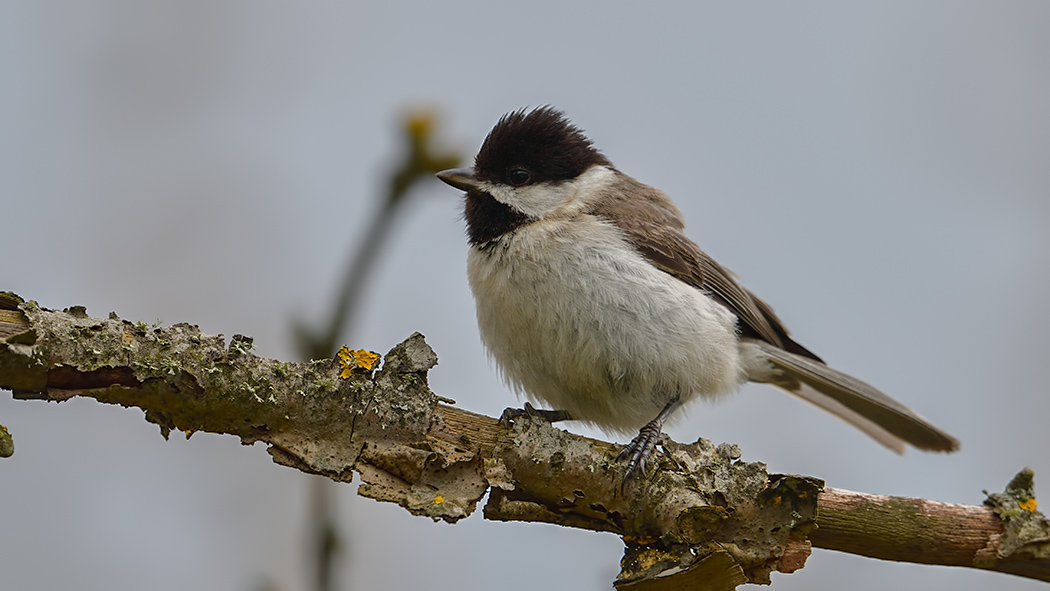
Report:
617,395,682,486
500,401,574,428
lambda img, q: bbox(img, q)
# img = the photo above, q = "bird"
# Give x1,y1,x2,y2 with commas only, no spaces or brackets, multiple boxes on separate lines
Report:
436,106,958,482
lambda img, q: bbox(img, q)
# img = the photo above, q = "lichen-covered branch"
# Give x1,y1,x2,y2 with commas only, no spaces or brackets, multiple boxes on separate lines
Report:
1,291,1048,588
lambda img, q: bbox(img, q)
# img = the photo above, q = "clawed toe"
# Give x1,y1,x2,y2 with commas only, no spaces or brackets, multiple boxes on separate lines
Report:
615,396,682,491
617,423,665,489
499,406,526,428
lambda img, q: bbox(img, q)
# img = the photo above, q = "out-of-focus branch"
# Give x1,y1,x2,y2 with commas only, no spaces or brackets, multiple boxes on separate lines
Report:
2,293,1048,589
294,111,461,362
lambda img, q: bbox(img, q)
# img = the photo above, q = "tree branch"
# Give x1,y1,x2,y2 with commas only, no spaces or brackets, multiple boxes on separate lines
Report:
2,291,1048,589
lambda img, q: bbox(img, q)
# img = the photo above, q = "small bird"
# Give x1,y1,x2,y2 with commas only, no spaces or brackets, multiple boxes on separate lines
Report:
437,107,958,481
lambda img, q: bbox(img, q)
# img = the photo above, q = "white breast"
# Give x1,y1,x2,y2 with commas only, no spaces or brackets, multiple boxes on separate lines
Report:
467,216,744,433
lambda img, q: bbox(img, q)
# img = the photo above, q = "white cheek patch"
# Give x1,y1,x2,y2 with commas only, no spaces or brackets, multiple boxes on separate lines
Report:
477,165,616,219
484,183,562,219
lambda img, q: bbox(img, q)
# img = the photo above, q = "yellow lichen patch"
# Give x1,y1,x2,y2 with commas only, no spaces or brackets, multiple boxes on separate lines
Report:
337,346,380,378
0,424,13,458
434,496,445,505
1020,498,1038,512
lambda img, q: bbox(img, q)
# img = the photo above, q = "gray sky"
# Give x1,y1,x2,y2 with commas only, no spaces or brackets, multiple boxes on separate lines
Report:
2,2,1048,590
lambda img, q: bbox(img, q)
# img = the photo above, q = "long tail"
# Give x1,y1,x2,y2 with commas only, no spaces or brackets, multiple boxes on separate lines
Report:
746,340,959,453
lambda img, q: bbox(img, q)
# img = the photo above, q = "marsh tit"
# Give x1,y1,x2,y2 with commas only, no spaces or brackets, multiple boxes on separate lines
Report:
437,107,958,481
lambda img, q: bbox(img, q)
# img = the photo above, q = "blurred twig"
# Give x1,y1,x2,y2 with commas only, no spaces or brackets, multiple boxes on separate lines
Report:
292,110,461,591
294,111,462,362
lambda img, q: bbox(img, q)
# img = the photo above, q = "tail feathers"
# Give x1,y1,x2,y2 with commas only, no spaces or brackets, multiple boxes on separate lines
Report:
785,383,909,453
748,341,960,453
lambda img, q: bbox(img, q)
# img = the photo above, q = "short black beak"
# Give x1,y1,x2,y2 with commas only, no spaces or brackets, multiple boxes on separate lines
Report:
436,167,481,192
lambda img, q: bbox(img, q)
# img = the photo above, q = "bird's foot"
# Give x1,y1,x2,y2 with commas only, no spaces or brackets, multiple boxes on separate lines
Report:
499,402,574,428
616,420,666,489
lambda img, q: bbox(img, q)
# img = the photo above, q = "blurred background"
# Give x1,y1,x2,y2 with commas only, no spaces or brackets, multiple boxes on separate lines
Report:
2,2,1048,590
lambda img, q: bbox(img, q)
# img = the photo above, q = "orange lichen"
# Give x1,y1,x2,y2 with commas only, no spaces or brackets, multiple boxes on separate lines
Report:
337,346,379,378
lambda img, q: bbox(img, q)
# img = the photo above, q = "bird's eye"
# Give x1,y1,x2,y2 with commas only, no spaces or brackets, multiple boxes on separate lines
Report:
508,168,531,186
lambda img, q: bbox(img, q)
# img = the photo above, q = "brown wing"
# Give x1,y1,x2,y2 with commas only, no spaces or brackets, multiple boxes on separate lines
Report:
591,173,822,362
